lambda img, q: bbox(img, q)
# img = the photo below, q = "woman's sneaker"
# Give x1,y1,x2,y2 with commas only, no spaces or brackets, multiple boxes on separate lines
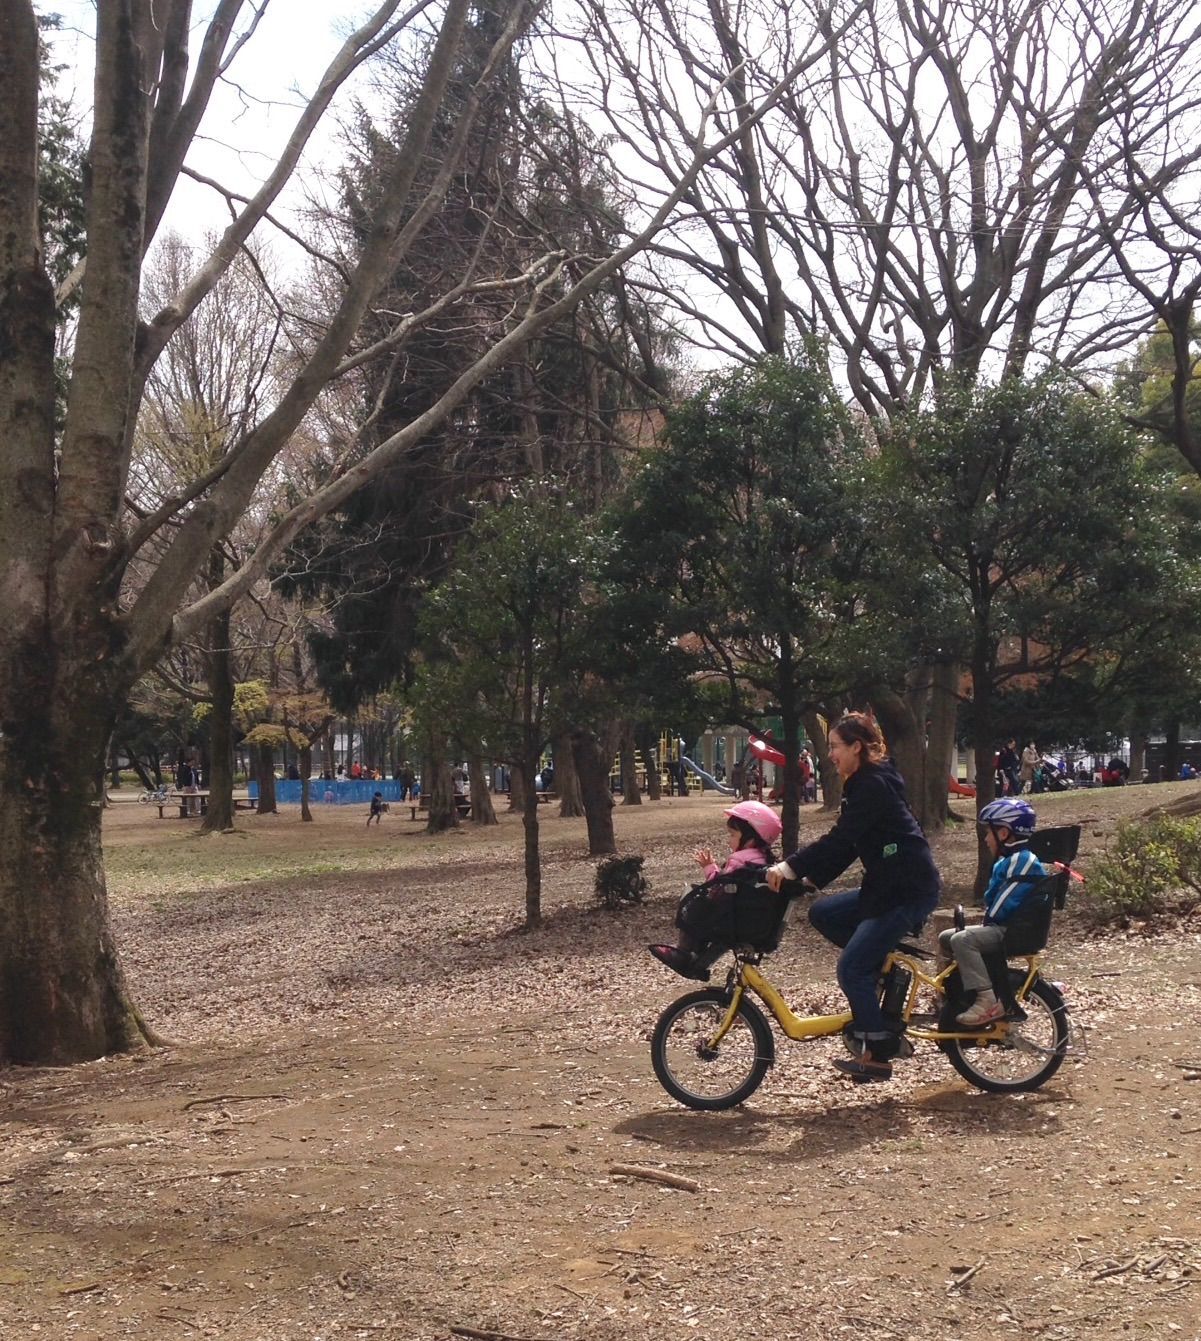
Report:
956,991,1004,1028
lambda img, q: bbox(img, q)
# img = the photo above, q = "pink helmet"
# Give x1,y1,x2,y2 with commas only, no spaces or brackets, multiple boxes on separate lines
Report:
724,800,782,845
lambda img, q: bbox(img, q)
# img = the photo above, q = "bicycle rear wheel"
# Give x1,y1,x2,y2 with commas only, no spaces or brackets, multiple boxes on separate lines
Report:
940,975,1068,1094
651,988,773,1111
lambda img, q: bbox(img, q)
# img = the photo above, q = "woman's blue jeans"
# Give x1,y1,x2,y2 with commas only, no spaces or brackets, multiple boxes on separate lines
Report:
808,889,937,1041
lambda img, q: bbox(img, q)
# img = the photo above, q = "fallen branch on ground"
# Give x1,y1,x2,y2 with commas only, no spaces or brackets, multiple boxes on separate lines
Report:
608,1163,699,1192
1093,1257,1140,1281
450,1328,556,1341
947,1257,986,1292
182,1093,288,1111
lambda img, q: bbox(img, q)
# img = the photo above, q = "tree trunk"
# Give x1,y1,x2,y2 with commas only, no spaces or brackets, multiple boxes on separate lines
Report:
425,753,459,833
777,654,802,853
619,721,642,805
1164,720,1182,783
0,691,153,1064
255,743,278,815
1129,728,1148,784
300,743,314,821
804,710,841,811
572,728,616,855
521,757,542,927
554,729,584,817
508,762,526,813
970,643,997,900
922,658,959,832
872,688,926,824
108,739,122,790
469,754,497,825
202,601,234,832
777,731,801,856
125,748,155,791
636,723,661,801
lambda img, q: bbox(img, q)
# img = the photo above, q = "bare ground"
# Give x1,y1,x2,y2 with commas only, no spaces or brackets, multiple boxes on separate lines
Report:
2,784,1200,1341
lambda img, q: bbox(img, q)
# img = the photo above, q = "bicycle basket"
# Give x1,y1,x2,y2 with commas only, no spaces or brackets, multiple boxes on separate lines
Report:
732,883,790,951
675,877,787,954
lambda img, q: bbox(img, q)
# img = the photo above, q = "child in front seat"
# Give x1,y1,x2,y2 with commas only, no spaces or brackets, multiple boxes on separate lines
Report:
648,800,781,981
941,798,1049,1027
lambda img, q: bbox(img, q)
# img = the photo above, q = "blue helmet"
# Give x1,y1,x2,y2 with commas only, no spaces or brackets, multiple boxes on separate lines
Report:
978,798,1037,837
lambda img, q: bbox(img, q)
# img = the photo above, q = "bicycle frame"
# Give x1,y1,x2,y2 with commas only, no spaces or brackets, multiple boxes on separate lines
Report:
705,949,1045,1050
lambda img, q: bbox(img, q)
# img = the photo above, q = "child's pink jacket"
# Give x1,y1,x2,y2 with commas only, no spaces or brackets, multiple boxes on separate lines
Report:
702,846,769,882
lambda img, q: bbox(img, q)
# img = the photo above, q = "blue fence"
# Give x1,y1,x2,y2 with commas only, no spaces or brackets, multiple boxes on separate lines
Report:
247,779,411,806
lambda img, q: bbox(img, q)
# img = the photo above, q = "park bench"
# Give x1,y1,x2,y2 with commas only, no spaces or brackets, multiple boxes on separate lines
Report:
233,797,258,812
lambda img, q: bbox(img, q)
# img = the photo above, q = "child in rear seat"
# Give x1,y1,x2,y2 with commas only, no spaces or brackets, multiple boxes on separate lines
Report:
940,798,1049,1027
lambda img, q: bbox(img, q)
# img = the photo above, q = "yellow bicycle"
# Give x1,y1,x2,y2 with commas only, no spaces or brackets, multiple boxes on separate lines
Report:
651,829,1084,1110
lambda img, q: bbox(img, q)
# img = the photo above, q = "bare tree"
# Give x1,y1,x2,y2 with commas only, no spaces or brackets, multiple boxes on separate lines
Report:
577,0,1201,825
1,0,852,1064
132,234,284,830
582,0,1201,408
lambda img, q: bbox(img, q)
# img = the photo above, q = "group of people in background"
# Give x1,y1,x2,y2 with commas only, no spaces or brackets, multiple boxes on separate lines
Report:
996,738,1078,794
994,741,1199,790
324,761,418,797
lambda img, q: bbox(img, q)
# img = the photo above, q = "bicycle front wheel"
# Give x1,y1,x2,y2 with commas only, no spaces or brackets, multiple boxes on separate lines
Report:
940,975,1069,1094
651,988,773,1111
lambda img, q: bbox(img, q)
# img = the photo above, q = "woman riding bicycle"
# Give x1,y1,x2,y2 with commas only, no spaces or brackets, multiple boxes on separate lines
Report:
765,712,941,1083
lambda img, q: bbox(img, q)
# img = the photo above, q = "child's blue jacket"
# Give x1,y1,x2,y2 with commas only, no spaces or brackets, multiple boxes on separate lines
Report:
983,843,1050,925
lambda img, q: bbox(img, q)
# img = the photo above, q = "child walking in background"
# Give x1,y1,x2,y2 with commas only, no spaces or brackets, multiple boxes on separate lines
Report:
940,798,1049,1027
648,800,782,981
367,791,385,826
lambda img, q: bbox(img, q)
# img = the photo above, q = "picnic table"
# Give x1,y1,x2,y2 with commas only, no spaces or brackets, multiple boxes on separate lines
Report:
158,790,209,818
409,795,472,820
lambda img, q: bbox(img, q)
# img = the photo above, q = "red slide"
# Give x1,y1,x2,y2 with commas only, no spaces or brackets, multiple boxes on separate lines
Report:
748,736,787,767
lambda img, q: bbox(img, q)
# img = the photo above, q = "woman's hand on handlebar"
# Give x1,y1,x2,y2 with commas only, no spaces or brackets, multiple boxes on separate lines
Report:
766,863,816,894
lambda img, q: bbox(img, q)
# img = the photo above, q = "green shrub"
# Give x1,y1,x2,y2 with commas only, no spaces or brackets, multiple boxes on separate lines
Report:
594,855,650,910
1082,815,1201,926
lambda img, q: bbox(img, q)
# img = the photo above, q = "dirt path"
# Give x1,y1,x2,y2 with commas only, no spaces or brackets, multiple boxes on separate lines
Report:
2,789,1199,1339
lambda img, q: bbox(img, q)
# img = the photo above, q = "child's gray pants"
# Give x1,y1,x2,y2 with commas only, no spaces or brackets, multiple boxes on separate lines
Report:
939,924,1006,992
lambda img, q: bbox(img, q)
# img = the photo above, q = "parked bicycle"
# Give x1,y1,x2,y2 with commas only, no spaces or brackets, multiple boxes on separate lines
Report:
650,827,1085,1110
138,784,169,804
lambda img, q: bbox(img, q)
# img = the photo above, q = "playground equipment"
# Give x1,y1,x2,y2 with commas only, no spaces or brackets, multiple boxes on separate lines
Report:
681,755,736,795
748,735,788,767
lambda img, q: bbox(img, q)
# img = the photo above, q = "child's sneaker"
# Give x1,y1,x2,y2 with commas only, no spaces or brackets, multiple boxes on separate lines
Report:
648,945,710,981
956,991,1004,1028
